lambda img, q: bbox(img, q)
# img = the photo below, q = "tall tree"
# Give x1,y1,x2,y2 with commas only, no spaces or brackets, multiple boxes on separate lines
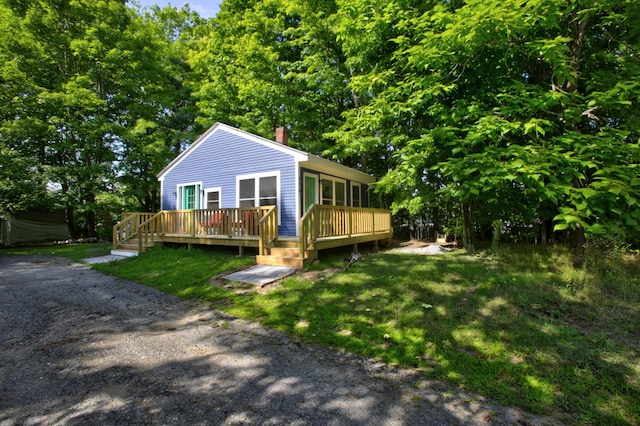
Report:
339,0,640,253
0,0,131,236
1,1,204,233
190,0,353,155
115,4,205,212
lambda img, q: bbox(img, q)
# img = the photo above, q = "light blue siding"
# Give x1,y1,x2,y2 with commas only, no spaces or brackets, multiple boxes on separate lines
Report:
161,128,299,236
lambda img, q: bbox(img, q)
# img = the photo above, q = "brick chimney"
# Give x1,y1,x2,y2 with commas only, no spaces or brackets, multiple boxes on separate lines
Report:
275,127,289,145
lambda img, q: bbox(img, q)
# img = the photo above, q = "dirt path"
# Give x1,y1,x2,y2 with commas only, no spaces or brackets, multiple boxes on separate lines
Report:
0,255,555,425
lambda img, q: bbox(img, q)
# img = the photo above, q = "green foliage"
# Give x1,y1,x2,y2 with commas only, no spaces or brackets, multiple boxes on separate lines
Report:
335,0,640,248
2,0,639,249
0,1,203,232
189,0,352,155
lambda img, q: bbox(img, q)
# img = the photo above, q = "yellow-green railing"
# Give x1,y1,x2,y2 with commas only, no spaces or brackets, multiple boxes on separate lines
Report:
137,212,164,252
130,207,276,252
299,205,392,258
112,212,156,249
258,206,278,256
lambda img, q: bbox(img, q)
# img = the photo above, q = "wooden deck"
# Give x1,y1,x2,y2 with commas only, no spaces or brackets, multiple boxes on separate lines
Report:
113,206,392,268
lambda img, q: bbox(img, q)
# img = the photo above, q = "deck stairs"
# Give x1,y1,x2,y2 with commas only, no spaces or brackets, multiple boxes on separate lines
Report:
112,239,309,268
111,242,140,257
255,239,313,269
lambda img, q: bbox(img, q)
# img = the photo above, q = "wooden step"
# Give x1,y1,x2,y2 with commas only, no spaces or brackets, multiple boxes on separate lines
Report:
118,240,138,250
271,239,300,249
256,255,305,269
268,247,300,257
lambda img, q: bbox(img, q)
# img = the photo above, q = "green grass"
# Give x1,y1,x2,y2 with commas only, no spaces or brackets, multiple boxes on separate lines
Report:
92,245,255,300
2,242,112,263
6,242,639,424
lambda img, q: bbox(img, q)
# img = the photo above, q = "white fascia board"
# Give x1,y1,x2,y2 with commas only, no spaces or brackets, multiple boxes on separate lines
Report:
157,122,308,181
302,154,375,183
225,125,308,161
294,158,301,236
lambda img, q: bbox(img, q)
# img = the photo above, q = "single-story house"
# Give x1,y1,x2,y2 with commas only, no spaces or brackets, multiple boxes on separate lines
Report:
114,123,391,267
157,122,374,236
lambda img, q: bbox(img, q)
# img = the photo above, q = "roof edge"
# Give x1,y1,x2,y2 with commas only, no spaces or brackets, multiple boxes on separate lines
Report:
157,122,374,183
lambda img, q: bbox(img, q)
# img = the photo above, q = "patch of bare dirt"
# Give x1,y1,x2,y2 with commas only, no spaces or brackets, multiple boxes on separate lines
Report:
387,239,456,255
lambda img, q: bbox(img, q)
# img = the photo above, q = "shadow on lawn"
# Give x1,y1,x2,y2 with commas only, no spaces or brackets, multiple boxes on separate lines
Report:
259,248,639,425
0,254,532,426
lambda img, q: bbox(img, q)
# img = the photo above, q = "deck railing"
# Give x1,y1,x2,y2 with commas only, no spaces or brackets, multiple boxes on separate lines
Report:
299,205,392,258
117,207,275,253
137,212,163,252
258,206,278,256
115,205,391,258
112,212,157,249
160,208,272,237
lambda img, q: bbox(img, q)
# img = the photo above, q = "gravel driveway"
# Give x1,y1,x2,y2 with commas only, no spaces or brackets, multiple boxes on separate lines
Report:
0,255,554,425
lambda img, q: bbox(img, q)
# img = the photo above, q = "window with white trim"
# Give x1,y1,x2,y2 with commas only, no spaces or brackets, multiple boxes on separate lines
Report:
205,187,221,210
237,172,279,208
320,176,347,206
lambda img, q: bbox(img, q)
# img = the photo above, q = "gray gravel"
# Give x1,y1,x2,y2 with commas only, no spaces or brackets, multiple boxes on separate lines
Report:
0,255,558,425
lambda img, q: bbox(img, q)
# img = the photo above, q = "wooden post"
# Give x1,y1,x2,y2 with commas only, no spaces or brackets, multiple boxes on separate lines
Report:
372,211,376,236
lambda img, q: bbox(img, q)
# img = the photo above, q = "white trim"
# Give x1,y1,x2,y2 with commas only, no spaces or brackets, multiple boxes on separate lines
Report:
235,171,281,224
177,181,203,210
160,179,164,209
320,174,347,207
301,158,375,183
156,122,375,185
294,160,301,236
204,186,222,209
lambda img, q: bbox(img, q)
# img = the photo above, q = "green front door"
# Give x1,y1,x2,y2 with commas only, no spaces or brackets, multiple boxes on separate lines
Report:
183,185,196,209
304,175,317,213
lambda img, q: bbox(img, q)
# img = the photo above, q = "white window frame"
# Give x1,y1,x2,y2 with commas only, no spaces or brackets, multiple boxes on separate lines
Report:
204,187,222,210
236,171,281,223
176,181,202,210
320,174,347,207
351,182,362,207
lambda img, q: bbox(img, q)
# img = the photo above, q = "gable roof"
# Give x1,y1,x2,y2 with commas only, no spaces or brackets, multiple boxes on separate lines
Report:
157,122,375,183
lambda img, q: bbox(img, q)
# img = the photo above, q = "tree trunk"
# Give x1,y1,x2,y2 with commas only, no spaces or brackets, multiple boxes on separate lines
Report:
66,205,77,239
85,209,97,238
571,223,585,267
540,219,548,245
461,201,474,252
560,9,590,266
